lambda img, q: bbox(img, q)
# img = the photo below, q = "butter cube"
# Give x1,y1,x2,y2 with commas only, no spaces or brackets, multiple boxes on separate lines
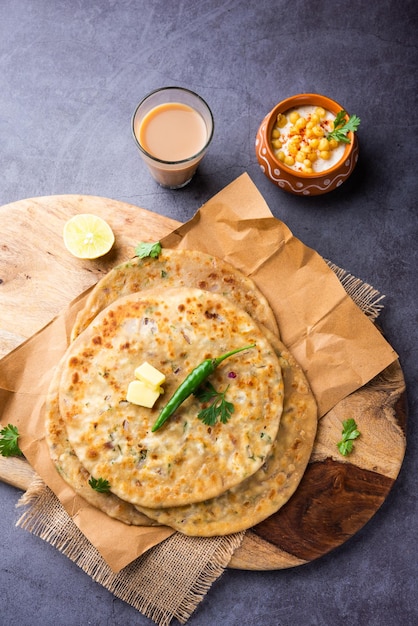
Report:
134,361,165,390
127,380,161,408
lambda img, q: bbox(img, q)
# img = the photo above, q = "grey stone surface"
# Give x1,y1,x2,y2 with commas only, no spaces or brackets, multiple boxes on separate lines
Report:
0,1,417,625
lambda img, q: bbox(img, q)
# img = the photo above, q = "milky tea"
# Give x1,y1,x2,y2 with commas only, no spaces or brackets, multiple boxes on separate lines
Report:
132,88,214,188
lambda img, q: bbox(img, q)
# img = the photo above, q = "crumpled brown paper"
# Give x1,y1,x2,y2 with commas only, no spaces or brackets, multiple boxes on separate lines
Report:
162,174,397,415
0,173,398,573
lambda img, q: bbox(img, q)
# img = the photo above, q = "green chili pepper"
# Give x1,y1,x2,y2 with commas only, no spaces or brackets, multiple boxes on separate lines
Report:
151,343,256,432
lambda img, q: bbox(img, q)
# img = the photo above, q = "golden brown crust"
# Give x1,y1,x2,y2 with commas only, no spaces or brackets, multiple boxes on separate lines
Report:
59,288,284,509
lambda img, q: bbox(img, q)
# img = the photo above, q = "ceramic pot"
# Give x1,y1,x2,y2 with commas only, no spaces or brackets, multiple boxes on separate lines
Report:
255,93,359,196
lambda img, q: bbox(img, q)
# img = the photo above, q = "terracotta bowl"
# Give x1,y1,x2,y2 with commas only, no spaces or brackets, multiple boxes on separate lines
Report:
255,93,359,196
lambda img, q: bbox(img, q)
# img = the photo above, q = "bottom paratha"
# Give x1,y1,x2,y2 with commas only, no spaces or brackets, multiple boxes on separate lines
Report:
70,248,280,341
135,329,318,536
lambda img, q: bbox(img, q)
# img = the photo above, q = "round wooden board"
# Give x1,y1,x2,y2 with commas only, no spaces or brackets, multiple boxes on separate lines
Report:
230,359,407,569
0,195,407,571
0,195,178,357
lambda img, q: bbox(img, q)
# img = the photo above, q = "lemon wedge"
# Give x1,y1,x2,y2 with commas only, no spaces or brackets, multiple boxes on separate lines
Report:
63,214,115,259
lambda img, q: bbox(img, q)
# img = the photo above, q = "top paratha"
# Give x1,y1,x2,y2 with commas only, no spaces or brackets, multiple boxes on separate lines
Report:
59,287,284,509
71,248,279,341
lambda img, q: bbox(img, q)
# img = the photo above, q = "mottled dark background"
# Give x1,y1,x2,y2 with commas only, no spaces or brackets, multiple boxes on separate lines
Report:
1,1,417,624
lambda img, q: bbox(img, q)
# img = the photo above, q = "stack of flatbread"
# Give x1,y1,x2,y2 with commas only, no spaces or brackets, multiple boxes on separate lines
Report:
44,248,317,536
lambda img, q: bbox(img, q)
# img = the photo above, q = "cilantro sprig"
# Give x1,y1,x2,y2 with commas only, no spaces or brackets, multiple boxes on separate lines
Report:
327,110,361,144
135,241,162,259
194,382,234,426
0,424,23,457
88,476,111,493
337,418,361,456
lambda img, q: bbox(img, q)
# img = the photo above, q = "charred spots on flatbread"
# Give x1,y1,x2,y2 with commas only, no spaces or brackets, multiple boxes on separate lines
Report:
58,288,284,510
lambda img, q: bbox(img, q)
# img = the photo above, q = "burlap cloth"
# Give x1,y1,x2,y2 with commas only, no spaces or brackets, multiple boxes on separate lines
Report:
14,260,385,626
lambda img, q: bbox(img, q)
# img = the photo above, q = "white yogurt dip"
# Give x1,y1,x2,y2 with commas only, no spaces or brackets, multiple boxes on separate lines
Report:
270,105,346,173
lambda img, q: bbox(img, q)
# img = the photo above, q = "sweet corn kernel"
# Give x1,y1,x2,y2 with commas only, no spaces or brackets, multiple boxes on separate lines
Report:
284,155,295,166
295,117,307,129
271,128,281,139
311,114,319,125
320,150,331,160
315,107,326,118
318,138,329,151
277,150,285,162
296,152,305,163
302,165,313,173
309,138,320,149
276,113,287,128
328,138,339,150
289,111,299,124
272,138,282,149
312,125,325,137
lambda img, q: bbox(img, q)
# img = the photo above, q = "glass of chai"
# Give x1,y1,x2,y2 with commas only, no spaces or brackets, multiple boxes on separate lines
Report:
132,87,214,189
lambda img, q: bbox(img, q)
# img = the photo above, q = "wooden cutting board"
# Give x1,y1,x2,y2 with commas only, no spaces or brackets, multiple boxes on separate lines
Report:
0,195,407,571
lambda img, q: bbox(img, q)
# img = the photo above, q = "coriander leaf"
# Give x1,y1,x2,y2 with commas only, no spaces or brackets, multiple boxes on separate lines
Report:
219,397,235,424
337,418,360,456
195,382,234,426
194,381,218,403
327,110,361,144
333,110,347,128
198,402,221,426
135,241,162,259
89,476,111,493
0,424,23,457
342,418,360,439
337,439,354,456
345,114,361,132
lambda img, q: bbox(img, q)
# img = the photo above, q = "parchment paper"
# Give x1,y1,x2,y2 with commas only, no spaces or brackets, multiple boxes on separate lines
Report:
0,173,398,572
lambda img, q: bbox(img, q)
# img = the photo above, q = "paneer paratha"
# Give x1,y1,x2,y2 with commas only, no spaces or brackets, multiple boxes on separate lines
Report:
70,248,279,341
58,287,284,509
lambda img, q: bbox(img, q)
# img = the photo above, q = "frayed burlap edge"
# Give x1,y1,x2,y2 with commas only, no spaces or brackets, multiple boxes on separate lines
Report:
17,478,243,626
325,260,385,322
